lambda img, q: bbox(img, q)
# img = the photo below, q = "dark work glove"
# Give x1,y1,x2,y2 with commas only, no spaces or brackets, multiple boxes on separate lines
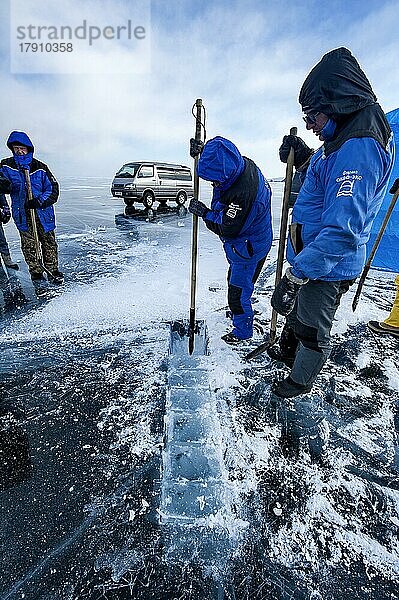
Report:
40,198,57,208
190,138,204,158
189,198,209,218
0,174,11,194
271,267,308,316
279,135,313,169
0,208,11,224
25,197,41,209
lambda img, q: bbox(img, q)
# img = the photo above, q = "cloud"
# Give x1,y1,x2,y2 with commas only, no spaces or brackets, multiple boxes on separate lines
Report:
0,0,397,181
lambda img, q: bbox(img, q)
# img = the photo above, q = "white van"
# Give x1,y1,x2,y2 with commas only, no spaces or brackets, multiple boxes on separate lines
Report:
111,161,194,208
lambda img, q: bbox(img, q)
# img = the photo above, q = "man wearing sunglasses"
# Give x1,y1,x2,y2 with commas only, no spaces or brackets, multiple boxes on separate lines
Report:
270,47,394,399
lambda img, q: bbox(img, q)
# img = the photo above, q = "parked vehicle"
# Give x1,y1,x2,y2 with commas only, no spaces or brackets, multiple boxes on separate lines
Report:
111,162,194,208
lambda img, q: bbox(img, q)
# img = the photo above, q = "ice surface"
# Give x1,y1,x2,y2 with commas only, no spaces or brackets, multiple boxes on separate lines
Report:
167,412,214,443
1,179,399,599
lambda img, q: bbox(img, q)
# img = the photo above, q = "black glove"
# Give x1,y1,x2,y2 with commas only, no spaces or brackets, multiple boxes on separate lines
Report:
190,138,204,158
40,198,57,208
25,196,41,209
189,198,209,218
0,208,11,224
0,175,11,194
271,268,308,316
279,135,313,169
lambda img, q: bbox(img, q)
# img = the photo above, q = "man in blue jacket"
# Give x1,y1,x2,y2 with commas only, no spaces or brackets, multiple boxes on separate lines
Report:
0,132,63,283
189,136,273,344
270,48,394,398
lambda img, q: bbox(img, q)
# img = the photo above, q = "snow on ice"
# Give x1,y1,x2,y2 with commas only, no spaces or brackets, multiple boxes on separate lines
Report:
0,180,398,599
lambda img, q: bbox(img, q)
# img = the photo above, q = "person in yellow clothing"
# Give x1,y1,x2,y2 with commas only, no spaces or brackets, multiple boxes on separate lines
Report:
367,275,399,338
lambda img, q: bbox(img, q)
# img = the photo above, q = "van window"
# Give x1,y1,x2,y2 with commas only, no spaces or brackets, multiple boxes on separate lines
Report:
116,163,140,178
138,165,154,178
175,169,192,181
157,167,176,180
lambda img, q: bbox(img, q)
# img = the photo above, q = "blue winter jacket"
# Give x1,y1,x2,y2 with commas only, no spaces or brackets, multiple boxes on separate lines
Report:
0,131,59,233
290,47,394,281
197,136,273,262
288,137,394,281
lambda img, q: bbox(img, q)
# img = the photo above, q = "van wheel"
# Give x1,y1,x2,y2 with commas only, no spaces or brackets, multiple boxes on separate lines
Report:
143,191,155,208
176,191,187,206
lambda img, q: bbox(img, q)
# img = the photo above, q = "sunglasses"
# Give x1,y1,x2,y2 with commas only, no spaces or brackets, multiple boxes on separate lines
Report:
303,111,320,126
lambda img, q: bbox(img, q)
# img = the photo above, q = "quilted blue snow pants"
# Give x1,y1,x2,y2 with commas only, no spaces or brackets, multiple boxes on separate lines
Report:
226,254,266,339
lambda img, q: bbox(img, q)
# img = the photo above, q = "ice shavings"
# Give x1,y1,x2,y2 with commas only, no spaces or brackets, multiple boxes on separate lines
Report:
337,405,396,459
382,358,399,392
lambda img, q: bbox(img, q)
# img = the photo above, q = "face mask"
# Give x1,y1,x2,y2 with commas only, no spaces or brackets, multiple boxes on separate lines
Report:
319,119,337,141
14,152,33,168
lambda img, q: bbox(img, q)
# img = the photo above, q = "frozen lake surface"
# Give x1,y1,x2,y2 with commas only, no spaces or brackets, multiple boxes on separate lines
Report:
0,179,398,599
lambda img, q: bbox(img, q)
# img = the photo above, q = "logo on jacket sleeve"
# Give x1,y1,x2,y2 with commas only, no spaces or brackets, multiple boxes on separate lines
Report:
336,170,362,198
226,203,242,218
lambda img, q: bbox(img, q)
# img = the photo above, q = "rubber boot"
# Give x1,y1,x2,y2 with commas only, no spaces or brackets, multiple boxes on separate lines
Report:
290,343,328,387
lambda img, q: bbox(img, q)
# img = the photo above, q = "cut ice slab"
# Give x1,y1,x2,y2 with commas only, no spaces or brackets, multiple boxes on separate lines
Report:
168,368,209,388
160,481,223,522
166,387,211,412
167,411,214,444
164,443,222,481
169,320,209,357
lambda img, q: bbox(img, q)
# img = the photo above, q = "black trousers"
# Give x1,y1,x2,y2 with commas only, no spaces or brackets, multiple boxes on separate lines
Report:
280,278,355,386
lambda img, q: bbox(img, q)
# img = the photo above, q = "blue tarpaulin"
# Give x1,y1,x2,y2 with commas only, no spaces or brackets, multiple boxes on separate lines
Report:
367,108,399,272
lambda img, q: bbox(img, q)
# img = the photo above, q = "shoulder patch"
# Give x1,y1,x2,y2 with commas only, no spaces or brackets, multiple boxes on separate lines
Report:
335,170,363,198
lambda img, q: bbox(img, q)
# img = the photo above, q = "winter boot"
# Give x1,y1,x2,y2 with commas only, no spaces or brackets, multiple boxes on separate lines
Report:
1,253,19,270
267,325,298,368
272,376,313,398
31,272,45,282
48,269,64,285
267,345,295,368
221,331,248,345
367,320,399,339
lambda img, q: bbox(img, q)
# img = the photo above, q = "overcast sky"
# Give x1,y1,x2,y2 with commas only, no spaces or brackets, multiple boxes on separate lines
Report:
0,0,398,180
